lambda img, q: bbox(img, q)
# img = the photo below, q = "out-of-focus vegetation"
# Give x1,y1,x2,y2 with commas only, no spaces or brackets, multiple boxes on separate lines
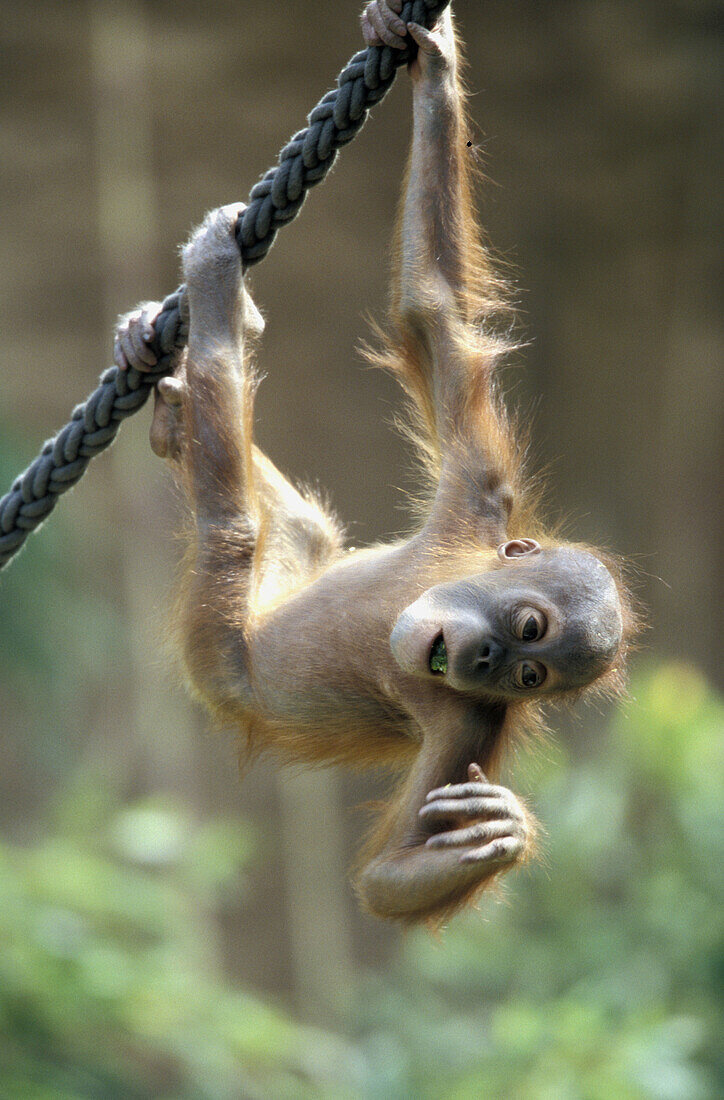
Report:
0,663,720,1099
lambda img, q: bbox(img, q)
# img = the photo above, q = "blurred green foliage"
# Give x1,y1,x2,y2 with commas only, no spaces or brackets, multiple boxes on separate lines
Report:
0,778,358,1099
357,665,723,1099
0,663,721,1098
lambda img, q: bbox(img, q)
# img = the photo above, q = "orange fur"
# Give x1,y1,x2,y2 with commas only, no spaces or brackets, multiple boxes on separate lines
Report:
156,14,641,925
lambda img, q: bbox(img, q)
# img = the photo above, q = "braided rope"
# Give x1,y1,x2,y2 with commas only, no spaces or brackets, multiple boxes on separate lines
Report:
0,0,450,571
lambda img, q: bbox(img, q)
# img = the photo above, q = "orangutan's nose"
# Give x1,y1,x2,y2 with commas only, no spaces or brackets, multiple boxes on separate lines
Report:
477,639,503,671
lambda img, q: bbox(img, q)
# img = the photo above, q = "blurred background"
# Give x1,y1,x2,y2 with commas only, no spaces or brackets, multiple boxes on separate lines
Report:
0,1,721,1096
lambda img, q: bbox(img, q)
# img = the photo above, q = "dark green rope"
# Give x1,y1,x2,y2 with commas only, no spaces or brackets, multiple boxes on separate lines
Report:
0,0,450,571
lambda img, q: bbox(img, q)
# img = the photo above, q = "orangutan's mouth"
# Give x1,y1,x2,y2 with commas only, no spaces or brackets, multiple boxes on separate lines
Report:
429,633,448,676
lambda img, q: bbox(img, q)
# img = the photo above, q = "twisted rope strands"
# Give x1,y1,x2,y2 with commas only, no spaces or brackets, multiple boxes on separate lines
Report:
0,0,450,571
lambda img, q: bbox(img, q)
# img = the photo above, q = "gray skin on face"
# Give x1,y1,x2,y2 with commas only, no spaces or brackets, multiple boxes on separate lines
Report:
390,548,623,698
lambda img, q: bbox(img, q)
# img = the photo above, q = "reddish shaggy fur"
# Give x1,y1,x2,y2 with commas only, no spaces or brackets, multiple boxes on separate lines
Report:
157,15,640,925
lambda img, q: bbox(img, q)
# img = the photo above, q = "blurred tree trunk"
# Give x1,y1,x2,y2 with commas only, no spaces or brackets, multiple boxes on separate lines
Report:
653,100,723,667
89,0,197,791
277,768,355,1021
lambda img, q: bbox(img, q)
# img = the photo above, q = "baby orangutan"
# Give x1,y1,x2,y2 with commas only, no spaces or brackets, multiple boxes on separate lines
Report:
115,5,635,923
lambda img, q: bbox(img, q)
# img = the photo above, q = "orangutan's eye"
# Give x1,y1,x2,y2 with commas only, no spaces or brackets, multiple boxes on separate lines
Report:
516,661,546,689
517,610,546,642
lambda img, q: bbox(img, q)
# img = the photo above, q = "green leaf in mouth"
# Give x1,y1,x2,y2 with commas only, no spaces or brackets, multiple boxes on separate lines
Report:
429,634,448,675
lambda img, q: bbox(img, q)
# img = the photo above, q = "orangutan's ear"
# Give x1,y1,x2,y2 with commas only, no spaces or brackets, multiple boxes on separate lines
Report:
497,538,541,563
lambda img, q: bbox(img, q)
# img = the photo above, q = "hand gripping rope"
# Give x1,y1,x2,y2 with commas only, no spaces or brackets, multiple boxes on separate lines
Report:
0,0,451,571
